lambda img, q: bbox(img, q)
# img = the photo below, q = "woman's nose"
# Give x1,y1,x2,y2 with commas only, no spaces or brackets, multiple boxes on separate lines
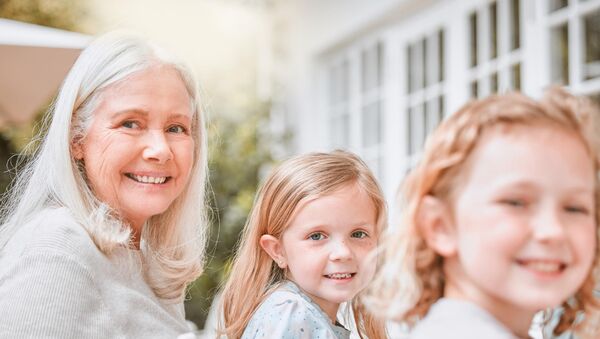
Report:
142,131,173,164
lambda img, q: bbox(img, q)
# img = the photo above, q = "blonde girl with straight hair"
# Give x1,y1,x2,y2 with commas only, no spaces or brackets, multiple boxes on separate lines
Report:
0,31,208,337
219,150,388,338
365,88,600,338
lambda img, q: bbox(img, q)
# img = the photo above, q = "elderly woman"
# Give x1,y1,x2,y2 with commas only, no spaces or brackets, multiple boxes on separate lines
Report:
0,32,208,338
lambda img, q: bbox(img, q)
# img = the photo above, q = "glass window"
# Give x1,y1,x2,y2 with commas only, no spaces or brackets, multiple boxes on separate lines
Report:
408,104,425,154
331,115,349,147
425,96,444,134
491,72,499,93
362,102,381,147
407,42,425,92
470,12,478,67
550,23,569,85
377,42,384,87
549,0,569,12
583,9,600,80
511,0,521,50
471,80,479,98
511,63,521,90
490,2,498,60
438,30,445,82
405,29,446,156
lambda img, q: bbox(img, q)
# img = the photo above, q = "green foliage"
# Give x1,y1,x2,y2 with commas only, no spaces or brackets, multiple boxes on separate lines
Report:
0,0,86,31
184,100,276,329
0,0,87,194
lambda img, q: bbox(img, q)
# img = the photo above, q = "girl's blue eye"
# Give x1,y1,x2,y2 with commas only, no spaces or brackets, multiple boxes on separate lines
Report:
167,125,187,134
308,233,325,241
351,230,368,239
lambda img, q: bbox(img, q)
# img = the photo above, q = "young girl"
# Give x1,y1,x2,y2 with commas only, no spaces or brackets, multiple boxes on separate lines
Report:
219,151,388,338
366,88,600,338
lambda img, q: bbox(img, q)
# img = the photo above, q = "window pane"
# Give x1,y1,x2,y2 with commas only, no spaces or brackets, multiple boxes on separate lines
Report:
490,2,498,60
377,42,384,87
550,23,569,85
424,36,430,87
361,50,369,92
439,30,445,82
407,106,412,154
408,41,425,92
408,104,425,154
329,66,337,104
425,97,441,135
510,0,521,50
511,63,521,90
362,102,381,147
362,47,381,92
470,12,478,67
549,0,568,12
491,72,499,93
471,80,479,98
341,60,349,101
583,9,600,80
331,114,349,148
438,95,445,121
407,45,413,93
421,39,427,89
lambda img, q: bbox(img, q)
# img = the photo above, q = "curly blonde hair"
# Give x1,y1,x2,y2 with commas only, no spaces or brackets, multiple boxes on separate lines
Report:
219,150,388,339
365,87,600,337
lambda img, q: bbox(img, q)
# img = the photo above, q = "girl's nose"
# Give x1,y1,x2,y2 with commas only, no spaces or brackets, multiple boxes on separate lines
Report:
532,207,566,243
329,239,353,261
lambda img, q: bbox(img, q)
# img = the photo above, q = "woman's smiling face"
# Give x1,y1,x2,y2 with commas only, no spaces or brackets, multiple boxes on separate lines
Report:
75,65,195,237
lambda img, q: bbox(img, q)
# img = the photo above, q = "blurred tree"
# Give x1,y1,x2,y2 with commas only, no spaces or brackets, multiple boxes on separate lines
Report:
184,98,279,329
0,0,86,31
0,0,87,194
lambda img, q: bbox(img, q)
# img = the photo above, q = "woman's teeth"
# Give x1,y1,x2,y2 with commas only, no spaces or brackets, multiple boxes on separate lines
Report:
127,174,168,184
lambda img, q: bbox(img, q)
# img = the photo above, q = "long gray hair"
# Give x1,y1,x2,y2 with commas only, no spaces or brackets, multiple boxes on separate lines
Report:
0,31,209,301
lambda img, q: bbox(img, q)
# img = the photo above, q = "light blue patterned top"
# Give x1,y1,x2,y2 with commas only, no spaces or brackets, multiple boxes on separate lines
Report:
242,281,350,339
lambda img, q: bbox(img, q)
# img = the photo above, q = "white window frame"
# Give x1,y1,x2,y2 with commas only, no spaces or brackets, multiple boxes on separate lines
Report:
541,0,600,97
468,0,524,98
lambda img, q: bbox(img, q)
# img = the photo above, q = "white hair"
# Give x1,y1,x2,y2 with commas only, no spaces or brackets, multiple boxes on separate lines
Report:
0,31,209,301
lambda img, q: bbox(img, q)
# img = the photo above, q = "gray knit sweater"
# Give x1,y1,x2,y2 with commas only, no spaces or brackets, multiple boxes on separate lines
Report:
0,207,192,338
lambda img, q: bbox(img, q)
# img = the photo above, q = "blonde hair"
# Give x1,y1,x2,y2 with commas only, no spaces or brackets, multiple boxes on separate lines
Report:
0,31,209,301
365,87,600,336
219,150,388,339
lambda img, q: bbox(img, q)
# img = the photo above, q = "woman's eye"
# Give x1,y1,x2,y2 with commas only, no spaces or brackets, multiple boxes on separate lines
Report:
122,120,140,129
351,230,368,239
167,125,187,134
308,233,325,241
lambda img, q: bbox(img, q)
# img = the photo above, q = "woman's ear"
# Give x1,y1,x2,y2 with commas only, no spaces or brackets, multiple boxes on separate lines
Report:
259,234,287,268
71,137,84,161
417,195,457,257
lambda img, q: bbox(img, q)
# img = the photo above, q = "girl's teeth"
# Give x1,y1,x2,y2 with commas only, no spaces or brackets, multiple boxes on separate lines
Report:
328,273,352,279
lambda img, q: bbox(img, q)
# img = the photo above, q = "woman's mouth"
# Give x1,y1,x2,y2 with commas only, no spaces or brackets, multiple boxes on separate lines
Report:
125,173,171,184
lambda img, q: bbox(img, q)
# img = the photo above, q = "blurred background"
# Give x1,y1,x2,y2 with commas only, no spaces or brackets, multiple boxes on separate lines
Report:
1,0,599,334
